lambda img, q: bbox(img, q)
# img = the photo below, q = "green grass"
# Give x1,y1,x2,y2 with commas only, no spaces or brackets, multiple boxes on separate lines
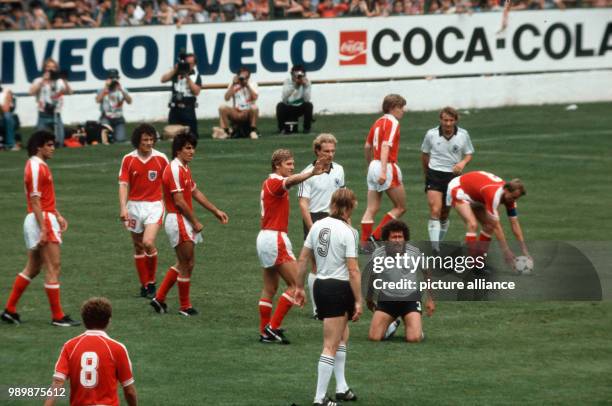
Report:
1,103,611,405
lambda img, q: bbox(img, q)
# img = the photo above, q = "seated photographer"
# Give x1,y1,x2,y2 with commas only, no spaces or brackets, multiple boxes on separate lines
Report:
216,66,259,139
0,84,19,151
96,69,132,143
276,65,313,134
161,52,201,138
29,58,72,147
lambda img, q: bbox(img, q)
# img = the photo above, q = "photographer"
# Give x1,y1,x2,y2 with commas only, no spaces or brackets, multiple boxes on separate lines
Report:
161,52,202,138
215,66,259,139
0,84,19,151
29,58,72,147
96,69,132,143
276,65,313,134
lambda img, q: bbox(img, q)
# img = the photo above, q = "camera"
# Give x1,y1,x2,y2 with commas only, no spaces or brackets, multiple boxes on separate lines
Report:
176,52,191,76
238,75,247,84
109,80,119,91
49,70,62,81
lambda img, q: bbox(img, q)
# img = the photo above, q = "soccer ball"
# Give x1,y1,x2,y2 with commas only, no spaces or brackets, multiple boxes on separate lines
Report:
514,256,534,275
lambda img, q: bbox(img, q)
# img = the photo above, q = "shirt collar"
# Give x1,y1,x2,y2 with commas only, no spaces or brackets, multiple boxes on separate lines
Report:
312,160,334,174
438,125,458,139
84,330,110,338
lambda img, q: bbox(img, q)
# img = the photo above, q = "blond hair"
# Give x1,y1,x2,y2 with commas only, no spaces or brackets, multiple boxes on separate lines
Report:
271,149,293,171
439,106,459,121
313,133,337,154
330,188,357,219
382,94,406,114
504,178,526,196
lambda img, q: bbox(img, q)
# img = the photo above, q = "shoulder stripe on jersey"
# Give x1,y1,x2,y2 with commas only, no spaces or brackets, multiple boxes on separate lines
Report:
30,158,40,196
387,116,399,147
67,335,88,360
97,336,116,362
171,161,184,192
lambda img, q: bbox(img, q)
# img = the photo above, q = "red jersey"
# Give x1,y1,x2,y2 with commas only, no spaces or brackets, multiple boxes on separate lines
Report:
458,171,517,219
24,156,55,213
53,330,134,406
118,149,168,202
162,158,196,214
366,114,401,163
260,174,289,233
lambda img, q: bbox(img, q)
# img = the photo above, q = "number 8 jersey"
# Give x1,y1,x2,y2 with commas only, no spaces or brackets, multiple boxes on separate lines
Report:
53,330,134,406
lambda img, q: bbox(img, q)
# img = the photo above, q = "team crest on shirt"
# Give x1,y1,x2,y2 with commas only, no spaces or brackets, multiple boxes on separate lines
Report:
452,145,460,153
335,178,341,187
148,170,157,181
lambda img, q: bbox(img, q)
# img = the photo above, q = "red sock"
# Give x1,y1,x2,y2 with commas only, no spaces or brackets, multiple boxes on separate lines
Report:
44,284,64,320
258,298,273,334
270,292,294,329
478,232,492,257
134,255,148,287
465,232,478,257
156,267,178,302
360,222,373,242
146,251,158,285
372,213,395,240
177,277,191,310
5,273,31,313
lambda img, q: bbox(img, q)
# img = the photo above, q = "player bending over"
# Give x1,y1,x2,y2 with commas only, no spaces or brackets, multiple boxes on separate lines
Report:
150,132,229,316
296,188,362,406
366,220,435,342
447,170,530,264
257,149,328,344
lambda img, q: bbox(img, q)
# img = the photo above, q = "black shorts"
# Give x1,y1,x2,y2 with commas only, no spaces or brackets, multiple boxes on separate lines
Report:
313,278,355,320
425,168,456,195
376,300,422,319
303,212,329,240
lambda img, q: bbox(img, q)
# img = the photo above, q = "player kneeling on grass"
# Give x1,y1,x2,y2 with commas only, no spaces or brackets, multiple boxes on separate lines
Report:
150,132,229,317
44,297,137,406
447,171,530,266
256,149,329,344
296,188,362,406
1,130,79,327
365,220,435,342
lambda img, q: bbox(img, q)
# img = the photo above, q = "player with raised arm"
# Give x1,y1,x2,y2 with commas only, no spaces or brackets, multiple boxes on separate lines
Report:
360,94,407,245
447,171,529,264
44,297,137,406
366,220,435,342
297,133,345,318
257,149,328,344
421,107,474,254
296,188,362,406
150,132,229,316
1,131,79,327
118,124,169,298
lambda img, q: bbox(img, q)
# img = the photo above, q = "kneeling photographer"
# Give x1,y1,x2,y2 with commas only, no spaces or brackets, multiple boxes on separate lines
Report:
161,52,201,138
96,69,132,143
29,58,72,147
276,65,313,134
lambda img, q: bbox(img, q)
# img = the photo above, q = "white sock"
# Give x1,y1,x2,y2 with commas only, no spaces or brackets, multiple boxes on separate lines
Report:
315,354,335,403
334,343,349,393
308,272,317,316
439,219,450,242
384,319,400,339
428,218,441,251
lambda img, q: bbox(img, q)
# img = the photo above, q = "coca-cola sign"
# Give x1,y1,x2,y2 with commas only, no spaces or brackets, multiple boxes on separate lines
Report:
339,31,367,65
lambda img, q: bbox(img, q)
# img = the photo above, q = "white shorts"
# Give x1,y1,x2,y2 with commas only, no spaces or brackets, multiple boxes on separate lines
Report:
367,160,403,192
256,230,296,269
164,213,203,248
23,212,62,250
446,177,473,207
125,201,164,233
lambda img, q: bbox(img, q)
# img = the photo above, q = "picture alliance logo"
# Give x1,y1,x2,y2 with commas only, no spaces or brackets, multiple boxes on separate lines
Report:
339,31,367,65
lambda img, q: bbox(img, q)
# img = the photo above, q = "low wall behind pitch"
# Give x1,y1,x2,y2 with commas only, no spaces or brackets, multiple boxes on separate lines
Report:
14,70,612,127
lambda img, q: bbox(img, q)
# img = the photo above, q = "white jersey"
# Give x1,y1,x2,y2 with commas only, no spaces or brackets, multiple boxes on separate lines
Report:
297,162,345,213
304,216,359,281
421,126,474,173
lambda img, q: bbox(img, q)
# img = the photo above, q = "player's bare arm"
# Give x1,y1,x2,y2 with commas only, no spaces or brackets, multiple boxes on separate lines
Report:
186,76,201,96
298,197,313,230
118,182,129,222
421,152,430,179
160,66,178,83
284,158,329,189
347,257,362,322
192,187,229,224
172,191,202,232
509,216,530,257
377,143,390,185
123,383,138,406
295,246,314,307
364,142,373,165
55,210,68,232
491,220,515,264
452,154,473,175
43,378,64,406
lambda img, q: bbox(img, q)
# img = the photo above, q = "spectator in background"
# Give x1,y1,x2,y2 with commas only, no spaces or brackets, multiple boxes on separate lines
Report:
219,0,243,21
157,0,178,23
346,0,365,16
404,0,423,14
30,58,72,147
392,0,405,13
141,1,159,24
253,0,270,19
237,2,256,20
0,84,18,151
214,66,259,139
117,2,144,25
176,0,206,23
7,3,32,30
374,0,392,15
96,69,132,143
30,1,51,29
301,0,319,17
276,65,313,134
317,0,348,17
94,0,114,26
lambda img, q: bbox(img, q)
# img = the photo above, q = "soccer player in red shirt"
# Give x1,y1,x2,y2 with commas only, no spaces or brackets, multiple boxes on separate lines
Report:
1,131,79,327
360,94,407,244
44,297,137,406
446,170,530,263
150,132,229,316
118,124,169,298
257,149,328,343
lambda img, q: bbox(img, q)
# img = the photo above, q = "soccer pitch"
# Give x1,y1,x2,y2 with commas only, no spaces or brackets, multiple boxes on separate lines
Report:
1,103,611,405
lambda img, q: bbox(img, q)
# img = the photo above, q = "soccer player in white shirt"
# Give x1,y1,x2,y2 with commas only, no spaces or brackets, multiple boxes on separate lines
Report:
296,189,362,406
421,107,474,253
297,134,345,317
